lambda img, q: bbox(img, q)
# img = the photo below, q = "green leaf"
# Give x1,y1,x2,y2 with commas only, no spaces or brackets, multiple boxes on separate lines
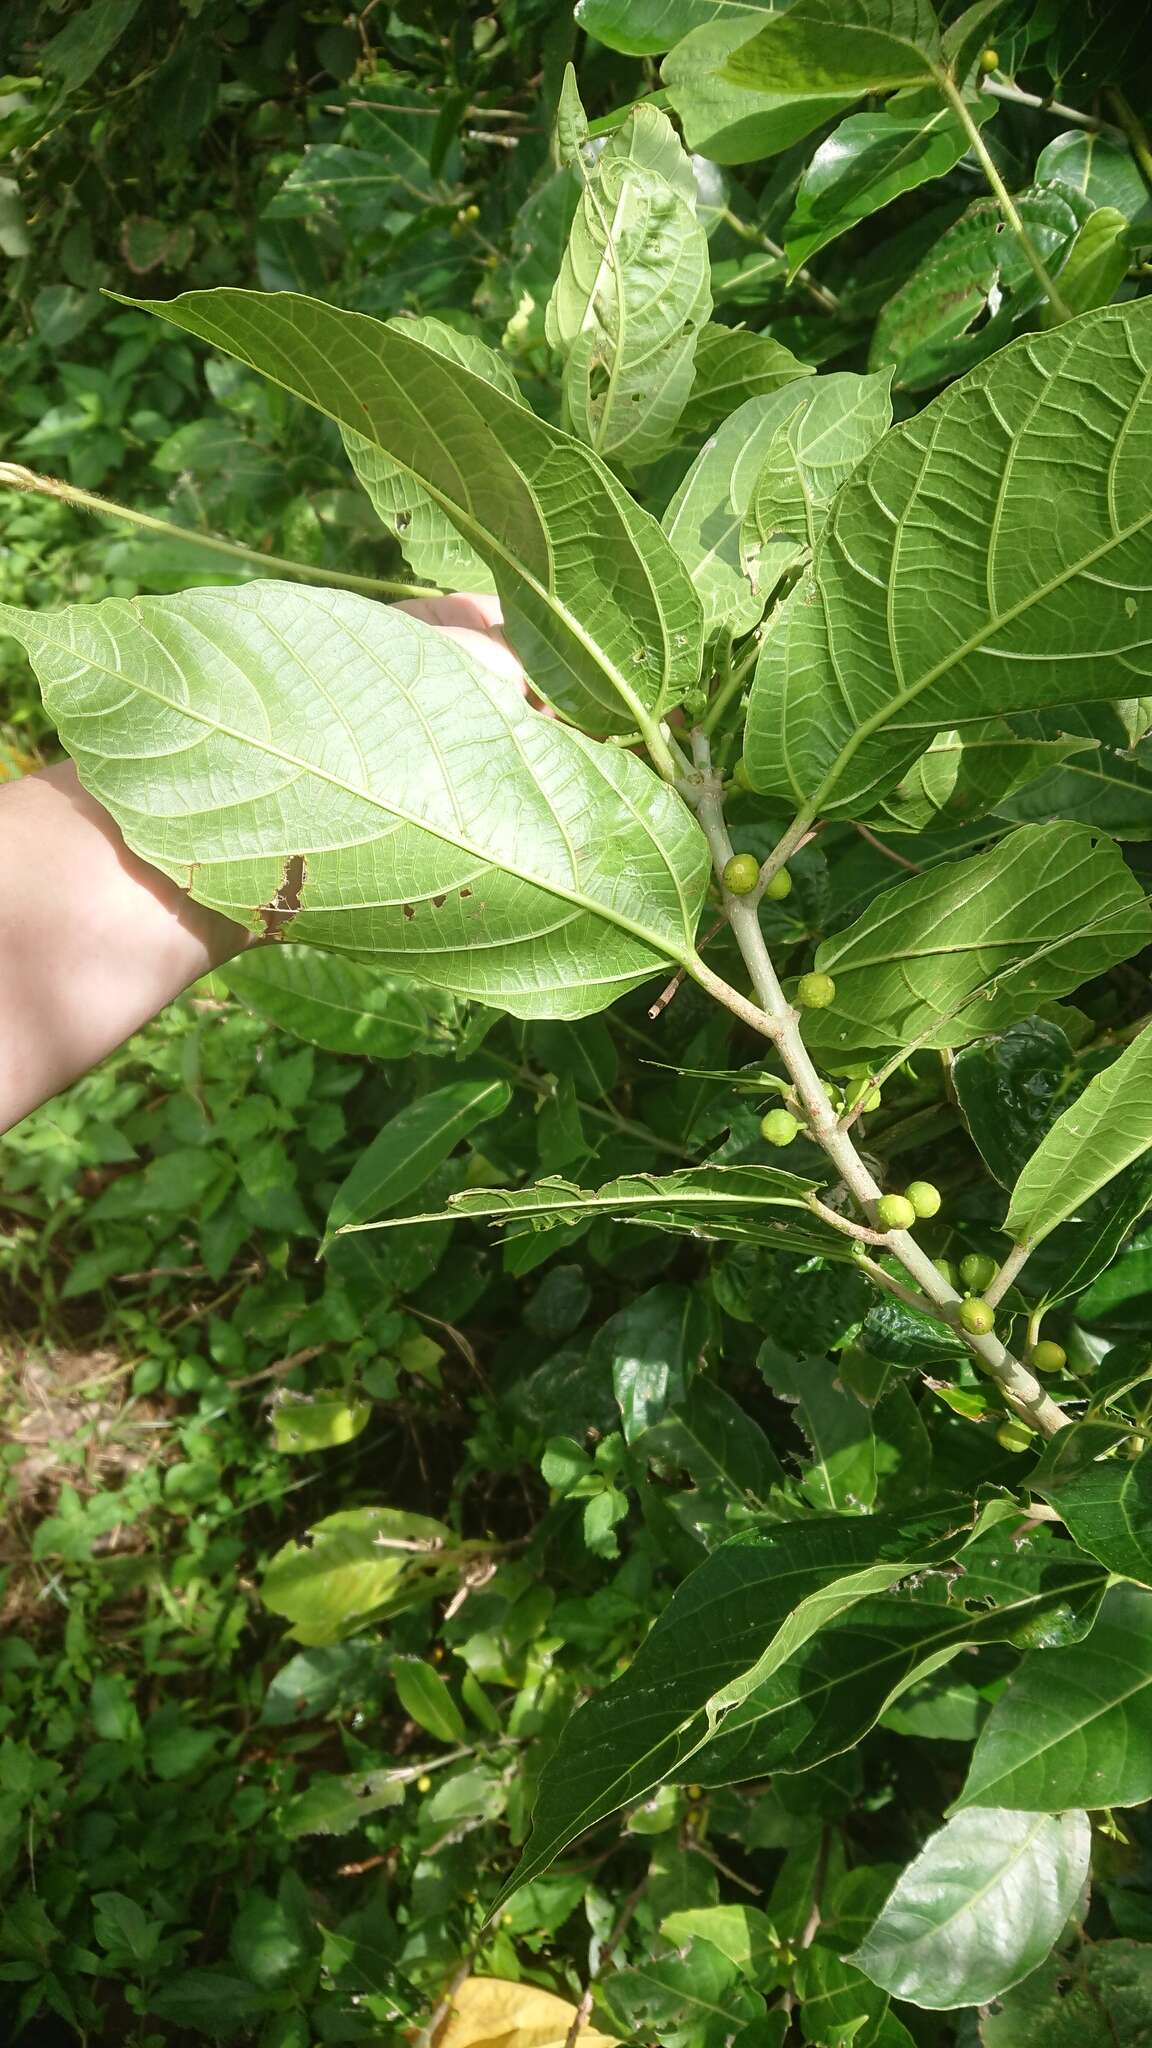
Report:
41,0,143,93
497,1502,978,1900
869,186,1087,391
223,945,458,1059
1035,1446,1152,1585
324,1079,510,1241
663,374,888,637
1036,130,1152,232
1004,1027,1152,1250
663,19,858,166
873,722,1093,835
261,1507,476,1645
1045,206,1130,321
343,315,524,592
678,323,815,438
340,1163,841,1259
993,741,1152,840
982,1940,1152,2047
850,1808,1092,2009
601,1283,707,1441
785,91,995,272
659,1904,779,1979
392,1657,468,1744
280,1768,404,1838
720,0,941,100
800,826,1151,1059
689,1542,1108,1786
599,1940,766,2047
546,106,712,463
3,584,709,1021
272,1395,372,1454
576,0,773,60
955,1584,1152,1813
953,1017,1078,1190
745,303,1152,817
758,1343,880,1512
638,1378,787,1508
120,287,703,737
740,369,892,601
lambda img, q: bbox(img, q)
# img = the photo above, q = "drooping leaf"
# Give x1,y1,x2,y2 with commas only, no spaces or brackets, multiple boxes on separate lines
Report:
1035,1445,1152,1585
799,826,1151,1059
223,945,459,1059
873,722,1093,835
869,186,1087,390
1004,1028,1152,1251
2,584,710,1022
745,304,1152,817
851,1808,1093,2009
120,287,704,736
719,0,941,101
343,315,524,592
955,1584,1152,1813
261,1507,477,1645
785,90,995,272
678,322,814,437
993,742,1152,840
1045,206,1130,322
576,0,773,60
662,373,888,637
497,1501,978,1901
663,19,858,166
324,1079,511,1241
339,1163,841,1260
1036,130,1152,232
392,1657,468,1744
546,106,712,463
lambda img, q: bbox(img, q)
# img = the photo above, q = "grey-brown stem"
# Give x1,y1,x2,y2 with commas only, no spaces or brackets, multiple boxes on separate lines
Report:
682,743,1069,1438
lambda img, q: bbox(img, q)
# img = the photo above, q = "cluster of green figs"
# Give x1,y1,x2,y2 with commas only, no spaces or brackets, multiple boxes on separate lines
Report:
720,853,1067,1445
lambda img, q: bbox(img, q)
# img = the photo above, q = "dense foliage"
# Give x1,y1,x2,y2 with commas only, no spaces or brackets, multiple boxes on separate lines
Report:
4,1,1152,2043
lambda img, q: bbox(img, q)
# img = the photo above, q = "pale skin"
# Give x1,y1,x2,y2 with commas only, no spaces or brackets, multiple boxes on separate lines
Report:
0,595,523,1136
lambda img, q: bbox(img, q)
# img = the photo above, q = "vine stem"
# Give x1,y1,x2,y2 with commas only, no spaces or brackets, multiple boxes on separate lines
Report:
981,78,1123,138
937,73,1074,324
681,731,1069,1438
0,462,442,604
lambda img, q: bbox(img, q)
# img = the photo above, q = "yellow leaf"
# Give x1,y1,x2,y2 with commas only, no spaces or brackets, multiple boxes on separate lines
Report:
431,1975,620,2048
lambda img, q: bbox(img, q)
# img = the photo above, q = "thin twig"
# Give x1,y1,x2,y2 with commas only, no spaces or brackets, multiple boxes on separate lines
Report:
854,822,922,873
981,77,1123,136
0,463,441,602
649,913,727,1018
805,1194,889,1246
984,1240,1033,1309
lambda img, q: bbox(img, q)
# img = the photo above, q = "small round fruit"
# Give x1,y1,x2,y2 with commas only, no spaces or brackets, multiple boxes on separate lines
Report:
959,1251,999,1292
876,1193,917,1232
416,1774,433,1793
958,1296,996,1336
722,852,761,895
996,1418,1034,1453
764,865,793,901
761,1108,800,1148
980,46,1000,72
932,1257,956,1289
796,972,836,1009
1030,1340,1067,1374
905,1180,942,1219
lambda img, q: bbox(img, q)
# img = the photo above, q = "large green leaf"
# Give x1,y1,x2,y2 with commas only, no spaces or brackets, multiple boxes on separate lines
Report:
637,1377,787,1507
1,583,710,1020
223,945,459,1059
343,316,523,593
324,1079,511,1242
994,743,1152,840
745,303,1152,818
868,186,1086,391
873,722,1093,835
122,287,703,738
1036,130,1152,232
800,825,1151,1059
720,0,940,98
546,105,711,464
691,1547,1107,1785
955,1585,1152,1813
261,1508,477,1645
662,373,888,637
497,1502,978,1901
1004,1027,1152,1250
339,1162,841,1258
785,90,995,272
983,1941,1152,2048
1035,1446,1152,1584
851,1808,1093,2009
